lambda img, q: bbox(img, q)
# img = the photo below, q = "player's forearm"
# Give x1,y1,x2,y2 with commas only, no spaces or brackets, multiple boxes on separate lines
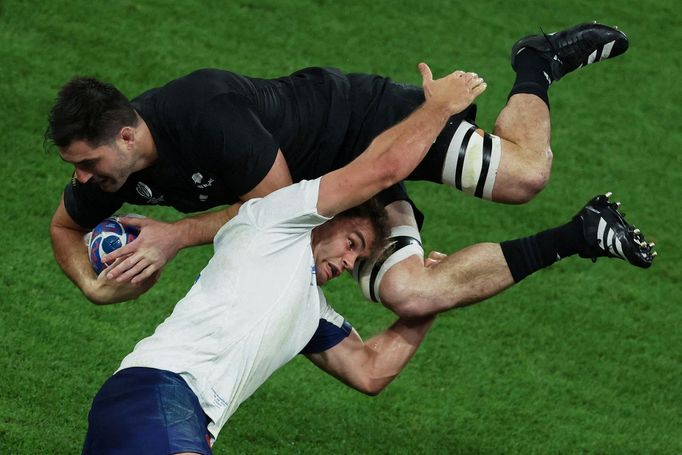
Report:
171,204,241,249
368,102,451,186
361,315,435,395
50,221,99,299
319,103,451,215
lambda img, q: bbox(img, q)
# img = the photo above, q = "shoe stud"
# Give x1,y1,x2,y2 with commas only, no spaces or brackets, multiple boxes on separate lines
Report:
649,242,656,248
605,191,613,199
633,228,641,235
652,251,658,257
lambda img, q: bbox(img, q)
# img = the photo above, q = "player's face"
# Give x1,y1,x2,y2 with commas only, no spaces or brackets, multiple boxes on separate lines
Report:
59,138,135,192
311,217,376,285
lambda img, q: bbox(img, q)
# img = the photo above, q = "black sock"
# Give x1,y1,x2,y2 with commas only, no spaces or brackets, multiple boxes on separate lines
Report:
508,48,552,109
500,217,584,283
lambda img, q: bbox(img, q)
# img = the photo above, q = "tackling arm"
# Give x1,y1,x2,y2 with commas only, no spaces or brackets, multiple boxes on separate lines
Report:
50,195,158,304
317,63,486,217
305,315,435,395
103,149,293,284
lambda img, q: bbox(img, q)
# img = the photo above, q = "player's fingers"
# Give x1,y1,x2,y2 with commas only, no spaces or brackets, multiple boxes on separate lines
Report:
130,264,161,284
116,258,151,283
106,252,143,280
418,62,433,83
102,240,137,264
100,257,129,279
471,82,487,96
424,251,447,268
425,257,444,268
467,75,484,86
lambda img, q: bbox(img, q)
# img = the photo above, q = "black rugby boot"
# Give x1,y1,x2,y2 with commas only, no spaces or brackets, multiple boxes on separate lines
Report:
573,192,656,268
511,23,629,81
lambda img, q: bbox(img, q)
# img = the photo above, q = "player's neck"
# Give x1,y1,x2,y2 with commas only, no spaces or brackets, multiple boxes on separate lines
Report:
133,116,159,169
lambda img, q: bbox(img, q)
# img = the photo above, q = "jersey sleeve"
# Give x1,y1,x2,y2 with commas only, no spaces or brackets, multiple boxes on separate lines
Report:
191,93,280,199
300,289,353,354
63,178,125,229
238,178,330,233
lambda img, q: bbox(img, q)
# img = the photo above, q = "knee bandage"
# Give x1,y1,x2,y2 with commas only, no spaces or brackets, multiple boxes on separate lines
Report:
441,121,501,200
352,225,424,303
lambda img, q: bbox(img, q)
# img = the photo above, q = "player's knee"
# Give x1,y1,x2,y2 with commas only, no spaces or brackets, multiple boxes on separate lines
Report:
379,270,433,319
515,147,553,203
379,266,419,317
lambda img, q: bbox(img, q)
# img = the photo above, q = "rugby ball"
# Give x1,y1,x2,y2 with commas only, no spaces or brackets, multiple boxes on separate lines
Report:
86,217,140,274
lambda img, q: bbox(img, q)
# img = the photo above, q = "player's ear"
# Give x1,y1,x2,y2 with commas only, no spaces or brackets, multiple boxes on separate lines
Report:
120,126,135,144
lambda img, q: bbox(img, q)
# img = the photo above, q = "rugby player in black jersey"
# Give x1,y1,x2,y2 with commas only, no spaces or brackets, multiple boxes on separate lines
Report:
47,23,650,310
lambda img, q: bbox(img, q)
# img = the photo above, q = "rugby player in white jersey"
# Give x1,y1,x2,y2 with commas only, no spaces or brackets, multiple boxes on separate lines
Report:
81,63,654,454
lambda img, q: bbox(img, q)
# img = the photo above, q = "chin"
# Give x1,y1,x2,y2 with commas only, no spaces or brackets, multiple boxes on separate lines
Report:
99,180,122,192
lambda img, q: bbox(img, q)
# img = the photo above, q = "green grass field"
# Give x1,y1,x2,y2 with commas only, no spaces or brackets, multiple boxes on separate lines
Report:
2,0,681,453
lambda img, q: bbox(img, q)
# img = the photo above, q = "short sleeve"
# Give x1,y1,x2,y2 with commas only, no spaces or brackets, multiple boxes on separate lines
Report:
300,289,353,354
191,93,279,198
238,179,330,233
63,178,125,229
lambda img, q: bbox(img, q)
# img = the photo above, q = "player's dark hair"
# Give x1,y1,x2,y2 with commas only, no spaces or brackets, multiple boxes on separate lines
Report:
335,197,390,258
44,76,138,149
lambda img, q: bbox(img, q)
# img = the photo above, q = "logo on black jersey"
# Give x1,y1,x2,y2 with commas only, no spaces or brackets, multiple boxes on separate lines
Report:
136,182,165,204
192,172,214,189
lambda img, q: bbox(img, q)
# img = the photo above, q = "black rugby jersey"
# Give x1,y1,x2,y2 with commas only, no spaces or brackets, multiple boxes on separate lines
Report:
64,67,357,228
63,67,456,229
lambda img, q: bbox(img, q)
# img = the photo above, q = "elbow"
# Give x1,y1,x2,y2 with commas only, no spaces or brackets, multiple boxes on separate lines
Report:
82,288,112,306
355,377,390,397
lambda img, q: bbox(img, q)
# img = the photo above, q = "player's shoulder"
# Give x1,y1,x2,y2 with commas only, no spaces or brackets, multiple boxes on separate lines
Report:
238,180,328,230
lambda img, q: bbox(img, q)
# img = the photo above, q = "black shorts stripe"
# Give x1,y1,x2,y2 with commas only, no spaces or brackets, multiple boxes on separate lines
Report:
474,132,493,198
455,126,477,190
368,236,422,302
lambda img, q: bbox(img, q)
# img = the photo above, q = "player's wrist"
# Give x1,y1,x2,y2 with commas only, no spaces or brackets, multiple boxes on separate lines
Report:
171,218,203,250
419,101,453,122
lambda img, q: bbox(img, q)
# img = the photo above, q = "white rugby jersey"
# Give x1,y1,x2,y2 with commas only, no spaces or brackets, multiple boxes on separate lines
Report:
118,178,351,438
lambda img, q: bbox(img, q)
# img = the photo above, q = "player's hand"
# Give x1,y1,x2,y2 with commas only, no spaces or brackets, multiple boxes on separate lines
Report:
425,251,447,268
419,63,486,116
86,258,161,304
102,216,182,284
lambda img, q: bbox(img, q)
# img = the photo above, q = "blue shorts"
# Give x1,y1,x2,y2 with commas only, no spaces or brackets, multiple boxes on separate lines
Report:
82,367,213,455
